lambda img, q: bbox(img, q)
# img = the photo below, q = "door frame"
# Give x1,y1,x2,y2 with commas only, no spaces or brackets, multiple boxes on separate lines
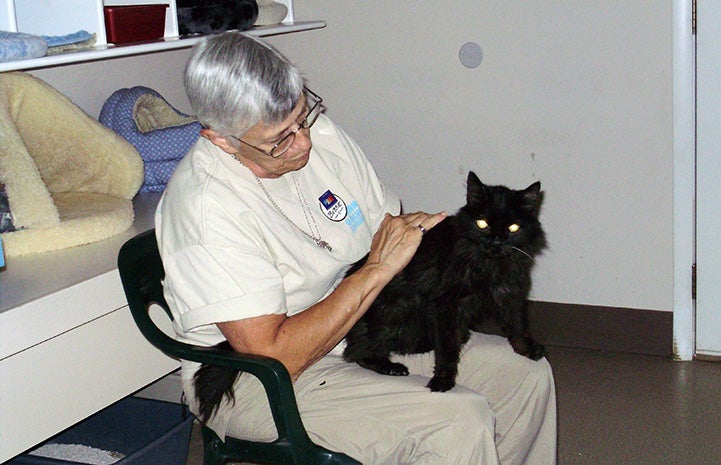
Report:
672,0,695,361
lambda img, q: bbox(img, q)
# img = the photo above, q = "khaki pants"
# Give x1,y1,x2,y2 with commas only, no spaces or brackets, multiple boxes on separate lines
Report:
185,332,557,465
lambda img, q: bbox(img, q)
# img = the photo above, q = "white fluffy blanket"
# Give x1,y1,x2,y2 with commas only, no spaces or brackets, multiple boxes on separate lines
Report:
0,72,143,257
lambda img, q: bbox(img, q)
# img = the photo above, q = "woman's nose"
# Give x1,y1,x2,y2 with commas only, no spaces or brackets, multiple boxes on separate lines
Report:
294,127,312,150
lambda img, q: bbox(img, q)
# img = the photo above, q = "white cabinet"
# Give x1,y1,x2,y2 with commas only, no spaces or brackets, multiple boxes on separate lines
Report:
0,0,320,72
0,193,179,463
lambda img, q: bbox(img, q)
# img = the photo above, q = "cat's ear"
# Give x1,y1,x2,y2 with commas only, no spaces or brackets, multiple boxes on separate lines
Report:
466,171,487,203
521,181,542,212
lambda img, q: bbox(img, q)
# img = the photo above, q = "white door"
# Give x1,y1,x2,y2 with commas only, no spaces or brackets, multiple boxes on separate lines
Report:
695,0,721,357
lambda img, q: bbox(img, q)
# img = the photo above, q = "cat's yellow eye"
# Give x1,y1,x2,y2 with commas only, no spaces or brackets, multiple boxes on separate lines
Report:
476,219,489,230
508,224,520,233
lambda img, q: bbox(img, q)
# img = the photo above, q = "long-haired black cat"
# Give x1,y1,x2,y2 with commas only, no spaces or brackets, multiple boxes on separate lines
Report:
343,171,547,392
193,171,547,421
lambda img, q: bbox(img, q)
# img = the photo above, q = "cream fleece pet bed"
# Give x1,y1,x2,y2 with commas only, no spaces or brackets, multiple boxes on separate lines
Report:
0,72,143,257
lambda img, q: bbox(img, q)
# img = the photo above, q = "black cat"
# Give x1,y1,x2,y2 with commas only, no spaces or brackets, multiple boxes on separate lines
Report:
342,172,547,392
177,0,259,36
192,171,546,421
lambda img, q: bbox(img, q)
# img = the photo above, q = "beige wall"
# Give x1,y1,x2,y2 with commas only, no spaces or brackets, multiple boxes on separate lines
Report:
31,1,674,313
30,48,193,118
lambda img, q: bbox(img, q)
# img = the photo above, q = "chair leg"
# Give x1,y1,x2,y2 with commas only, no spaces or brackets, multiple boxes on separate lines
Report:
201,425,226,465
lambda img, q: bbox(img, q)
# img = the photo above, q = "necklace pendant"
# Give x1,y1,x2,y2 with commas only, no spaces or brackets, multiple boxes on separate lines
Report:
247,168,333,253
316,239,332,252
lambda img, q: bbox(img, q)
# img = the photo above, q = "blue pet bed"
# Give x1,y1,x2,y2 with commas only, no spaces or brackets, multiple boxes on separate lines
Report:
100,87,201,192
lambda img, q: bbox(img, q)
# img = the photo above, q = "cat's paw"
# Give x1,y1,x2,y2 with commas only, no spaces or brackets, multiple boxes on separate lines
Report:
527,340,547,360
510,335,546,361
384,362,410,376
358,358,409,376
427,375,456,392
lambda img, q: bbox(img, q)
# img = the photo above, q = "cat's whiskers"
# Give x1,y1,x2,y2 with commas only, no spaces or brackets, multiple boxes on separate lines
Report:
510,246,536,262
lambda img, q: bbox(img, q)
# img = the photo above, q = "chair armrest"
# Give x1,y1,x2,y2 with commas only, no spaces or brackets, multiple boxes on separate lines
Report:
135,316,307,443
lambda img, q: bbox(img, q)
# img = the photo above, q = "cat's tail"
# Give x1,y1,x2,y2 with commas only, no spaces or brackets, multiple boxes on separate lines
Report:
193,341,242,423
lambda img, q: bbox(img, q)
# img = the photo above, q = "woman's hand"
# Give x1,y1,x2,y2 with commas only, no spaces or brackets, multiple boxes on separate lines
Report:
219,210,446,379
364,211,447,281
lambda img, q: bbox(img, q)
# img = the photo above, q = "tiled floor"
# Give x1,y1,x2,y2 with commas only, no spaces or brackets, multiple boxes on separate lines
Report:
186,346,721,465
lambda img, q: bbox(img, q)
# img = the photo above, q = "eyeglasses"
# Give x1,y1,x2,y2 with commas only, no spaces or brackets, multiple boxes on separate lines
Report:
232,88,324,158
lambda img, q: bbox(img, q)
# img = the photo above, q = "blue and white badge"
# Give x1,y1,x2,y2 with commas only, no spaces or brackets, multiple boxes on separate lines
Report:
318,190,347,222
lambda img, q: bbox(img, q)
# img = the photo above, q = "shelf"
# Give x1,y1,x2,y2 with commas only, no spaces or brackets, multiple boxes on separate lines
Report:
0,21,326,72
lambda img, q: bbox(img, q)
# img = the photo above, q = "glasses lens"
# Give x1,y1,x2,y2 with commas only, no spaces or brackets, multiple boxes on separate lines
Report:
269,91,323,157
270,132,296,157
303,103,322,129
301,89,323,128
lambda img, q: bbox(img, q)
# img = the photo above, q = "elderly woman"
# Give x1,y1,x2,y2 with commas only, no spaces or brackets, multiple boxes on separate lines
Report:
156,31,556,465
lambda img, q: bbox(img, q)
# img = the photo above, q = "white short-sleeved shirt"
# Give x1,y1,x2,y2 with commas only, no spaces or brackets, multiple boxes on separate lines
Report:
155,114,400,354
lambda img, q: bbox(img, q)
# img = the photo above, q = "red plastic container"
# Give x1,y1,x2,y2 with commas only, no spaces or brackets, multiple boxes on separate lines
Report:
104,4,169,44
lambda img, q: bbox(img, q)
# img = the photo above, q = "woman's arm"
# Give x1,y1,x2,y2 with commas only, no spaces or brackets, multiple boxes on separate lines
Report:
217,210,446,379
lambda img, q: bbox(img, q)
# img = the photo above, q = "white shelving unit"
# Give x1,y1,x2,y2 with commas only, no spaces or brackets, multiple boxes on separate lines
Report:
0,0,323,72
0,2,325,461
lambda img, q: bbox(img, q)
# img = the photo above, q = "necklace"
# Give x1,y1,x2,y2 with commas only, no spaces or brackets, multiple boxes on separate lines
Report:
232,155,332,252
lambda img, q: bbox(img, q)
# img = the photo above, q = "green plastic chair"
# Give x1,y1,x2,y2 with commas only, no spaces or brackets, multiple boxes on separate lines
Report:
117,229,362,465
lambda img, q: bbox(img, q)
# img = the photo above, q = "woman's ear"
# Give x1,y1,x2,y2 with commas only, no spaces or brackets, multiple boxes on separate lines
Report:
201,128,238,154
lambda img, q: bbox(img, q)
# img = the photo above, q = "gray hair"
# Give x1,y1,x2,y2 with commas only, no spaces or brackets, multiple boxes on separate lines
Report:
184,31,304,138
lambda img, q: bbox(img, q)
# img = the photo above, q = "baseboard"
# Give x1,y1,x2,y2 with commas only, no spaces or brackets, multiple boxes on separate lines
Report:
527,301,673,357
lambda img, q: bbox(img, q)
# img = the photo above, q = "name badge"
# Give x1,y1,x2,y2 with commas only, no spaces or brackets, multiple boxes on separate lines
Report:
318,190,347,222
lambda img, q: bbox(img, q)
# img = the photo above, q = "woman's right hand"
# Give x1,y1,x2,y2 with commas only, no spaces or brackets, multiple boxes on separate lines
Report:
364,211,447,281
218,210,446,380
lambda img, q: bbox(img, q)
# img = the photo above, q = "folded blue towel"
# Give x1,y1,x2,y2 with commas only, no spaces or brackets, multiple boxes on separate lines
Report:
41,29,94,47
0,31,47,62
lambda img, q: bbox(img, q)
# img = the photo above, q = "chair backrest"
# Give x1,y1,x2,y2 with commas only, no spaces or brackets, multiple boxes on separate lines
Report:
117,228,184,359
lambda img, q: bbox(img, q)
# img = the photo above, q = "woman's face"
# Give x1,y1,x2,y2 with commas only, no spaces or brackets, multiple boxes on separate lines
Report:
230,95,312,178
